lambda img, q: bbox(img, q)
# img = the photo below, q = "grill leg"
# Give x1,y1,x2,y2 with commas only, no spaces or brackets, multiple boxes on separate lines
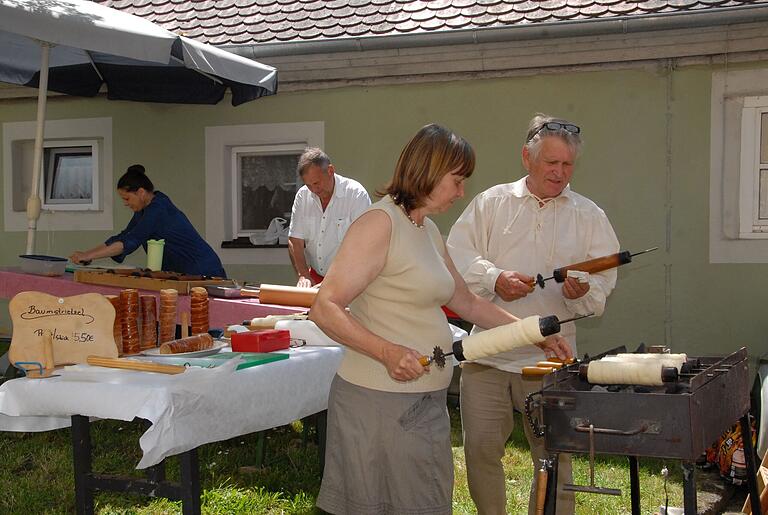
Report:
740,414,761,515
628,456,640,515
544,453,559,515
682,461,696,514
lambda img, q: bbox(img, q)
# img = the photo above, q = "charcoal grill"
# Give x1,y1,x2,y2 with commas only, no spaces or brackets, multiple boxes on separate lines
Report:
527,346,758,514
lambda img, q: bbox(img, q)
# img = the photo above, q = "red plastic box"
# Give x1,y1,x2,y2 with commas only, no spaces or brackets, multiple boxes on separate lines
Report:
231,329,290,353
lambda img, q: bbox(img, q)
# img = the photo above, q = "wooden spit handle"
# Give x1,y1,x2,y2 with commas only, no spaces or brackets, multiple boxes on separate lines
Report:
418,356,431,367
535,465,549,515
86,356,186,375
522,366,555,376
536,361,564,369
552,251,631,282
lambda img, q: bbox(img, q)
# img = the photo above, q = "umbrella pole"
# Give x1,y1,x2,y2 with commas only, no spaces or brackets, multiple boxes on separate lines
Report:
25,42,51,255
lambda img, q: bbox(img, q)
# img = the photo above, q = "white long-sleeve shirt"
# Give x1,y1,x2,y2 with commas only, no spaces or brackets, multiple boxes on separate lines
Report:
288,173,370,276
446,177,619,372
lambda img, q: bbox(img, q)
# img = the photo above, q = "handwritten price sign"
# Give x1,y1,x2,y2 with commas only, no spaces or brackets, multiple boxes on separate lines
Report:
9,292,118,366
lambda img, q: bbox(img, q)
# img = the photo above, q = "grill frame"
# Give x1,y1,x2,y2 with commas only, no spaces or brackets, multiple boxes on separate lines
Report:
540,347,750,461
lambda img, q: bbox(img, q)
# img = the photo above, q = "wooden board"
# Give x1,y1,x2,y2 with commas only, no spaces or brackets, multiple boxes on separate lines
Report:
74,269,232,294
8,292,118,369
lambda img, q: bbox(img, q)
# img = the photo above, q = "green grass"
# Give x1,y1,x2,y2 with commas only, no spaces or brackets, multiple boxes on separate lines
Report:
0,409,689,514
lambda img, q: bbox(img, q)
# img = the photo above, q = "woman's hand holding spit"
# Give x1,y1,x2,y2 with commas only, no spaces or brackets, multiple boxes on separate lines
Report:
382,343,429,382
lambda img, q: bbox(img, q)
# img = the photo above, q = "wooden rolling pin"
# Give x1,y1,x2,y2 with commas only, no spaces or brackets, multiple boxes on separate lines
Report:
258,284,318,308
86,356,186,375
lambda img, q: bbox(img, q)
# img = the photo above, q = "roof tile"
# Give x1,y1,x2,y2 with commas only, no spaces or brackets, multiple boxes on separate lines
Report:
322,24,347,37
444,15,472,27
436,6,465,18
285,11,310,23
385,10,412,23
608,2,642,13
346,23,372,35
472,13,500,24
452,0,478,7
402,1,430,13
552,5,581,18
365,12,388,25
331,5,356,18
539,0,566,9
316,17,340,29
498,9,525,22
412,9,436,21
486,2,515,14
637,0,668,11
338,14,365,27
581,3,610,14
513,1,541,13
309,8,332,20
397,19,421,32
355,4,382,16
302,1,327,11
297,26,323,39
524,9,555,21
369,20,398,33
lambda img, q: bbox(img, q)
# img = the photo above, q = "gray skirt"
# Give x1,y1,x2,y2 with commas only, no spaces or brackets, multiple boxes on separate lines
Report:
316,375,453,515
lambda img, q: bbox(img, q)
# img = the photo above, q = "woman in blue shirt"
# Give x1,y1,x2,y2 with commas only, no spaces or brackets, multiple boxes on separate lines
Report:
69,165,226,277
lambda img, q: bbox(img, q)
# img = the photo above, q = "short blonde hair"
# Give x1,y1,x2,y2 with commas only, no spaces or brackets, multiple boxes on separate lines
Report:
378,124,475,212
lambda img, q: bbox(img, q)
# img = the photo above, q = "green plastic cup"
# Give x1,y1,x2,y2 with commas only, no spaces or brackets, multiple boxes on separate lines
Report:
146,239,165,271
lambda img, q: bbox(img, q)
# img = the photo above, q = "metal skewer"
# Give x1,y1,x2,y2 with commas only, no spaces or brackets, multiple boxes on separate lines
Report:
535,246,659,288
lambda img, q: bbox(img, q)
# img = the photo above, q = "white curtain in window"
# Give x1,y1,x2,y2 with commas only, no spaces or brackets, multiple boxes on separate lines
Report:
50,154,92,200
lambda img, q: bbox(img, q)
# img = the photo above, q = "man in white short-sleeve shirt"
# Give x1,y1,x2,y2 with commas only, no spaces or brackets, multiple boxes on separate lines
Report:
288,147,370,287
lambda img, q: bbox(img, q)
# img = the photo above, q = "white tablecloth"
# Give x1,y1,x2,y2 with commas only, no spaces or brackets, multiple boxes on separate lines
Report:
0,346,344,468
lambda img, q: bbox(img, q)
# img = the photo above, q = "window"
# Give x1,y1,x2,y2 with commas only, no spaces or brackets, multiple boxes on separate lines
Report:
739,97,768,238
41,140,99,211
205,121,323,265
231,145,301,239
3,117,113,232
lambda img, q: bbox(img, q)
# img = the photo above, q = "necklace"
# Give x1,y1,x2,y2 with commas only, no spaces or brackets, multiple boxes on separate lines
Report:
401,205,425,229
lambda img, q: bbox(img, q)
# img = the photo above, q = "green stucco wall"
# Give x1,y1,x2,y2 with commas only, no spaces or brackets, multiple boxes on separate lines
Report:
1,61,765,363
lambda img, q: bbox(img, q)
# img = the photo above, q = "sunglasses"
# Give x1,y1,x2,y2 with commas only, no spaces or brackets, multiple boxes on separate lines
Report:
528,122,581,141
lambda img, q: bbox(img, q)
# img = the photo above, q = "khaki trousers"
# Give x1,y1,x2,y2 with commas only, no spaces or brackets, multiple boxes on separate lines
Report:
460,363,574,515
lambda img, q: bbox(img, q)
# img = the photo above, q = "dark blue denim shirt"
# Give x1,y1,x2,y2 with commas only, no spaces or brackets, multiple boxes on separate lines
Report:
105,192,226,277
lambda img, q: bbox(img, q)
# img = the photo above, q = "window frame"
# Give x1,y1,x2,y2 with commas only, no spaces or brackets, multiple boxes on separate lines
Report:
40,139,100,211
204,121,323,266
230,143,303,239
739,96,768,238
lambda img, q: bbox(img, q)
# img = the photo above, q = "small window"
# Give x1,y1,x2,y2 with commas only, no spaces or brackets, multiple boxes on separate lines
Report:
41,140,99,211
231,144,301,240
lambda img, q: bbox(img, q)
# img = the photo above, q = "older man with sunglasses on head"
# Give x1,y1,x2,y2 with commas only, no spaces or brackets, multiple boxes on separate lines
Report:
447,114,620,515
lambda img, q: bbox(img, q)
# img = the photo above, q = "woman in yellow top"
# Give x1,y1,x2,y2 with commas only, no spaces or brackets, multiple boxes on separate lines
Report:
310,123,571,515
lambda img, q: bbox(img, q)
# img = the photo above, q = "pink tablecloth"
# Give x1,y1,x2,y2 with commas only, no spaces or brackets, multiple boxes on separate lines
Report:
0,268,304,328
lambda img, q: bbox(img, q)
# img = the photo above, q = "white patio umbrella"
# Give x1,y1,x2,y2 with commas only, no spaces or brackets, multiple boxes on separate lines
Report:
0,0,278,254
